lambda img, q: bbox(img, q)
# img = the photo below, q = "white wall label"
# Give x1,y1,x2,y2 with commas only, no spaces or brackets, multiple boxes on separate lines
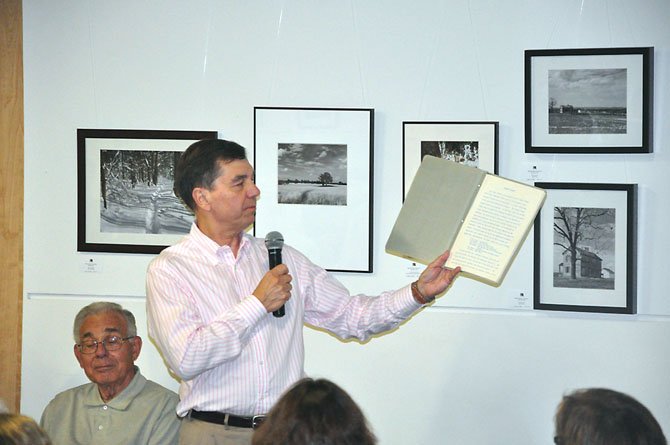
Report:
80,259,103,273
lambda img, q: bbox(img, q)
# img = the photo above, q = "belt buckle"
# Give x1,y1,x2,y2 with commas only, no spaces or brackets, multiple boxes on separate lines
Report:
252,415,266,429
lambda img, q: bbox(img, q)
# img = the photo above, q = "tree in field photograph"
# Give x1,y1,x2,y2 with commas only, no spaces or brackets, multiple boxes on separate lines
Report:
99,149,192,234
553,206,616,290
548,68,627,134
421,140,479,167
277,143,347,205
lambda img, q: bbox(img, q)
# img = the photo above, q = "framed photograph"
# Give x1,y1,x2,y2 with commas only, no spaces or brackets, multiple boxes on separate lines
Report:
525,47,653,153
77,128,218,254
533,182,637,314
403,121,498,198
254,106,374,273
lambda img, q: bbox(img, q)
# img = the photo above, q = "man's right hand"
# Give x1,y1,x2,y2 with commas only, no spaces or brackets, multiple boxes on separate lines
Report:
253,264,293,313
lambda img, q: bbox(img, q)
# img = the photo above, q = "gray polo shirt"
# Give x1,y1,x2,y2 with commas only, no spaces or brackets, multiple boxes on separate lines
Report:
40,369,180,445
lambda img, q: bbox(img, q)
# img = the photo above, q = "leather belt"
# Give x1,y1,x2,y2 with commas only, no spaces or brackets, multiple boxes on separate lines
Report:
190,409,266,429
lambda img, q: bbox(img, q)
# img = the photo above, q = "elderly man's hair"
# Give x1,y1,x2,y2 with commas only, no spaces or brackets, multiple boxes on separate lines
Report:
73,302,137,342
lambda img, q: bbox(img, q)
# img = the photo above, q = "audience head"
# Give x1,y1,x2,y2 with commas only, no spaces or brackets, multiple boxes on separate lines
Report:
173,138,248,211
0,413,52,445
72,302,142,397
252,377,377,445
554,388,666,445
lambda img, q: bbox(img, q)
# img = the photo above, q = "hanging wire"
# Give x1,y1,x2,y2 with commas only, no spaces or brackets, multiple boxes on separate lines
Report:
466,0,488,119
267,0,287,102
349,0,367,105
85,2,100,125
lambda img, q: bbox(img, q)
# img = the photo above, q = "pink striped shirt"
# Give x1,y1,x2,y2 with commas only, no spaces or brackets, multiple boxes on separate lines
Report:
146,223,421,417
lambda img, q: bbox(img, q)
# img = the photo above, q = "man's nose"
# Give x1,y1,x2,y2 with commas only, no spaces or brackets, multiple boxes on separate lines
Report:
94,341,108,357
249,183,260,197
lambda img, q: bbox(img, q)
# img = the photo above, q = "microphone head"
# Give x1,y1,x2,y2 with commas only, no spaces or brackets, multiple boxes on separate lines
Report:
265,231,284,250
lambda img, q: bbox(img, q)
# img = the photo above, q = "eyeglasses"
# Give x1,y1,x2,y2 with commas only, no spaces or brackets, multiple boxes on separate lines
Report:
76,335,135,354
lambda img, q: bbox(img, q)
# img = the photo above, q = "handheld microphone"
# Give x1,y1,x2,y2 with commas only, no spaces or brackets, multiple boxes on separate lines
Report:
264,231,285,318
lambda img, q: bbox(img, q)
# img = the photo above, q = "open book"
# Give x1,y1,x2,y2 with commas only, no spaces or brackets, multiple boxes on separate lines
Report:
386,156,546,287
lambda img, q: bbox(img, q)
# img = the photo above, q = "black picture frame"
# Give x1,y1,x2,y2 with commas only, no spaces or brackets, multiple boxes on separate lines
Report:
533,182,637,314
77,128,218,254
402,121,499,199
253,106,374,273
525,47,653,154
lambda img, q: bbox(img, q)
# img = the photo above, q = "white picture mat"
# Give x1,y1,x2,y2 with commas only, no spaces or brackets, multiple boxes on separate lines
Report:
403,122,497,198
530,54,644,148
254,108,372,272
538,188,630,307
84,137,199,246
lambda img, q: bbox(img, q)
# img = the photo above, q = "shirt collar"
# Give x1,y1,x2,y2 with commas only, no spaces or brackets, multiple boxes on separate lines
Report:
189,222,251,264
83,367,146,410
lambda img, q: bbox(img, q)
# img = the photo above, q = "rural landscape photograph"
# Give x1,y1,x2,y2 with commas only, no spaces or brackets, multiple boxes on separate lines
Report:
421,140,480,167
548,68,627,134
99,149,192,235
553,206,616,290
277,143,347,205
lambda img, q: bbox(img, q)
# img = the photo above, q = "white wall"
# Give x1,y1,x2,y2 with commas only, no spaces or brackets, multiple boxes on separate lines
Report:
21,1,670,443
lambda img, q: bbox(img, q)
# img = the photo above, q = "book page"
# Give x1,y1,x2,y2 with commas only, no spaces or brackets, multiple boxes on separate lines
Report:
445,174,546,285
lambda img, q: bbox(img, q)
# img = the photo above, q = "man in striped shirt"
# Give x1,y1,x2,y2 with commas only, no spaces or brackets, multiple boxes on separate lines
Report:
146,139,461,445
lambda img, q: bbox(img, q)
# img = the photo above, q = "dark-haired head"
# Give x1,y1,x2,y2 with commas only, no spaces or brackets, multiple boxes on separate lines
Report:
554,388,666,445
252,378,377,445
174,139,247,211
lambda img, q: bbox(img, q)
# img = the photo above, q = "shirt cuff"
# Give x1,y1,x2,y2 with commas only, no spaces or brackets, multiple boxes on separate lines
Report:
400,283,425,311
236,294,268,324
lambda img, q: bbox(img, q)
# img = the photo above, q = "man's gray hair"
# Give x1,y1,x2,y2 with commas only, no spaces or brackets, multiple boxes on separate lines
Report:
72,302,137,342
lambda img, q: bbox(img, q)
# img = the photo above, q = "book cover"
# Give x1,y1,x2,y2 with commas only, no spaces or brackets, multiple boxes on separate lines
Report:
386,156,546,286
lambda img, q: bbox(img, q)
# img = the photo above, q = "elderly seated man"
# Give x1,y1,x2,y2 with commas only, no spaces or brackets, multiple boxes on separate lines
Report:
40,302,180,445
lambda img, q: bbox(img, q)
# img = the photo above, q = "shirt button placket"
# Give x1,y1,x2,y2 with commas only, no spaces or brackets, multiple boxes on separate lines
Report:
98,405,108,433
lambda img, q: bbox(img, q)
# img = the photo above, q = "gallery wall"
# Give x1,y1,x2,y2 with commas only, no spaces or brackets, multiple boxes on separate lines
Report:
21,1,670,444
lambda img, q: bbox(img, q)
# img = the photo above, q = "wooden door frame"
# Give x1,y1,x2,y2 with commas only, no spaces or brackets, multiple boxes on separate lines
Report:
0,0,25,412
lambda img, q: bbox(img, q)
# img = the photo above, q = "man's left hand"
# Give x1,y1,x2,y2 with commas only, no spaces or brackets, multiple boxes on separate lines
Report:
415,250,461,301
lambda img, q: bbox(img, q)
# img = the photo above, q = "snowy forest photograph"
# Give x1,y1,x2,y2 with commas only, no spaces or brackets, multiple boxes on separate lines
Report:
553,206,616,290
421,140,480,167
98,149,192,235
277,143,347,205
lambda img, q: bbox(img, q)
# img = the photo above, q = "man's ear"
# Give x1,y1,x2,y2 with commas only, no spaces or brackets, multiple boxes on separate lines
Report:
130,336,142,362
192,187,210,211
74,344,85,369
